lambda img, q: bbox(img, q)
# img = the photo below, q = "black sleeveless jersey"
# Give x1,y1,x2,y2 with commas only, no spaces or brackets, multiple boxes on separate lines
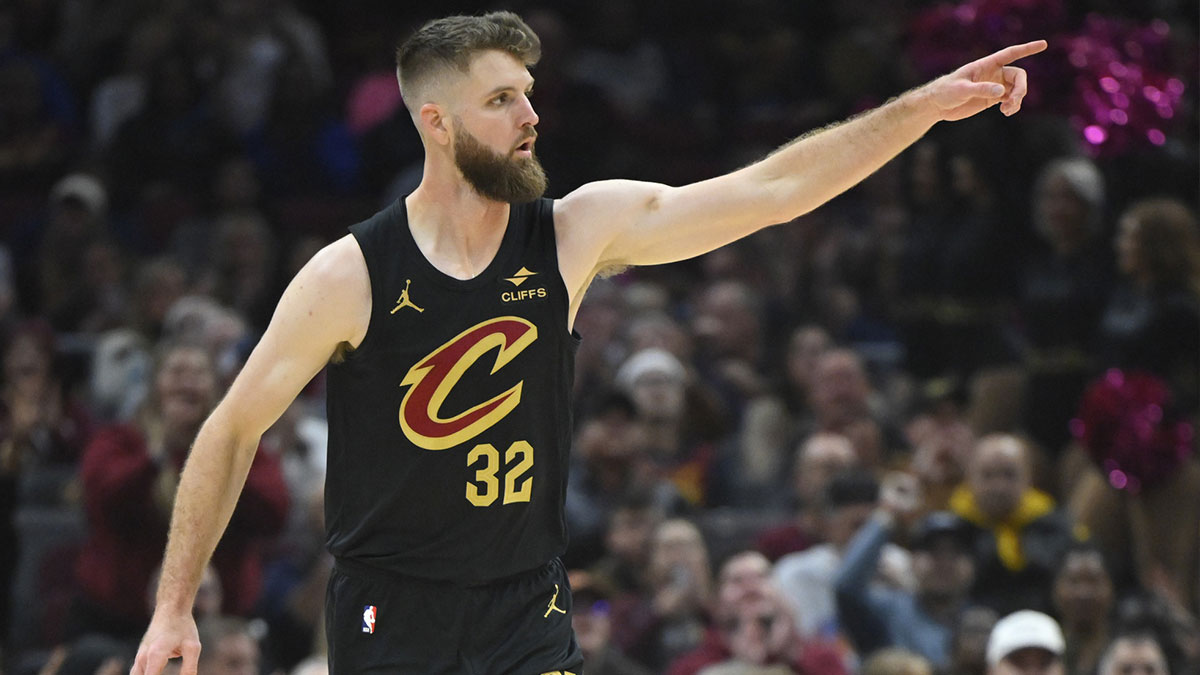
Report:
325,197,578,583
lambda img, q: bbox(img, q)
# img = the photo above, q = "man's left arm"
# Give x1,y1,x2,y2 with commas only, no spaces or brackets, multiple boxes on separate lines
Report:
554,40,1046,295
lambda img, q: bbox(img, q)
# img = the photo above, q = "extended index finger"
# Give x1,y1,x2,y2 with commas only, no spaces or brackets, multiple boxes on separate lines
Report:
985,39,1048,67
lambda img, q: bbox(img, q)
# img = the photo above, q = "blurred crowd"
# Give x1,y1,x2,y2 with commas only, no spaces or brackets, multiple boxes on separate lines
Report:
0,0,1198,674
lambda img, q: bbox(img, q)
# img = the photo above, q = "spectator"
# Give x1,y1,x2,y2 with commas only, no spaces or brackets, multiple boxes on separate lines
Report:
1053,544,1116,675
195,616,260,675
806,349,889,469
698,581,846,675
0,319,92,477
1,320,92,645
591,490,667,596
836,507,976,669
691,280,769,405
776,470,912,641
949,606,1001,675
778,325,833,419
0,56,73,189
985,610,1066,675
128,257,189,342
72,340,288,641
950,434,1079,614
1018,157,1112,454
672,551,845,675
1097,198,1200,414
756,431,858,562
616,347,719,506
1096,633,1169,675
567,393,682,568
570,570,654,675
1111,595,1198,675
862,649,934,675
905,377,976,515
195,210,280,332
612,518,713,672
26,173,119,333
669,551,773,675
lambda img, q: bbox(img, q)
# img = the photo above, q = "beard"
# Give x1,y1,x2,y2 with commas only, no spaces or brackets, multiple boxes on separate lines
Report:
452,123,548,204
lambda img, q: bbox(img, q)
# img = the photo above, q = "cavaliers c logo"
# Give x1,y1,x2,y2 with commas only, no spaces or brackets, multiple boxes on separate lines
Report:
399,316,538,450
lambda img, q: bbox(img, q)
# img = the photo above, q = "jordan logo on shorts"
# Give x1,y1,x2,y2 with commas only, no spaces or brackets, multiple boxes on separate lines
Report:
362,605,377,634
544,584,567,618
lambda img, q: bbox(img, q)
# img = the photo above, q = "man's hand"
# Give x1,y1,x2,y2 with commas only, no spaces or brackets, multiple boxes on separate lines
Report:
130,611,201,675
879,471,923,523
925,40,1048,121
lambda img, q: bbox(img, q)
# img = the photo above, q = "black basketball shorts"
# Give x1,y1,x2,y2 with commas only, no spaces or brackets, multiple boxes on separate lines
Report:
325,556,584,674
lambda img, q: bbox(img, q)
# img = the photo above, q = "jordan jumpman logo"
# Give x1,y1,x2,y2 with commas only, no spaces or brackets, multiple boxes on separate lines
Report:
544,584,567,618
391,279,424,314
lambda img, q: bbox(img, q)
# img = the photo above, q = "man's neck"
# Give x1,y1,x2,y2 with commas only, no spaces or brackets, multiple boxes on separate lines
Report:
406,167,511,280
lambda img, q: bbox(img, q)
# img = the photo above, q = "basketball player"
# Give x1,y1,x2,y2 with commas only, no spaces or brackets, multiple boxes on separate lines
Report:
132,12,1046,675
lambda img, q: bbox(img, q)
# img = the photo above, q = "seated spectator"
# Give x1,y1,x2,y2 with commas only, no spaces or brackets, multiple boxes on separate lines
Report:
803,349,895,472
672,551,845,675
904,377,976,515
862,649,934,675
1098,198,1199,413
1,320,92,643
778,324,833,421
776,470,912,642
1018,157,1112,454
835,503,975,669
28,173,123,334
72,340,289,641
950,434,1078,614
567,392,683,568
669,551,775,675
985,611,1065,675
949,606,1000,675
1,319,92,479
1053,544,1115,675
196,616,261,675
611,518,713,672
0,56,72,188
1111,594,1198,675
570,570,653,675
616,348,719,506
1097,632,1169,675
698,581,846,675
755,431,858,562
591,490,667,595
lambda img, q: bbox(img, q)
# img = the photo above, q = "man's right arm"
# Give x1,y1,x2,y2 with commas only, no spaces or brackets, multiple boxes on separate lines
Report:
132,235,371,675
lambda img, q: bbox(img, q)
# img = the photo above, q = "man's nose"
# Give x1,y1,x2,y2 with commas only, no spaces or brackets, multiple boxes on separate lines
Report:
519,94,539,127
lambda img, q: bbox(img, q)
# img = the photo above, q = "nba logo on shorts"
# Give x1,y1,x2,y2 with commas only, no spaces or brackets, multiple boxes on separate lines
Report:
362,605,377,634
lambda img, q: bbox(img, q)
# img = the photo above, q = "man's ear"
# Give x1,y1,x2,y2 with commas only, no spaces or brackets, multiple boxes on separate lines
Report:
420,103,450,146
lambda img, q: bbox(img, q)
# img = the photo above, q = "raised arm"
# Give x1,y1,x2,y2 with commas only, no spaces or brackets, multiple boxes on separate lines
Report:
131,235,371,675
554,40,1047,303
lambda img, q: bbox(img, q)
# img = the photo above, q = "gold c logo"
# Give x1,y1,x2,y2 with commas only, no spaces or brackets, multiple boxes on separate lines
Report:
399,317,537,450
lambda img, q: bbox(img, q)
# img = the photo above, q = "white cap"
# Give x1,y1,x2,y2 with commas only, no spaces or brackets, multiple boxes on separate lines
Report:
614,348,686,392
986,610,1065,666
50,173,108,216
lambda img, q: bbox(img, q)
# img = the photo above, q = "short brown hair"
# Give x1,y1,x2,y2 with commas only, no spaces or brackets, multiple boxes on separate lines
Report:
396,12,541,105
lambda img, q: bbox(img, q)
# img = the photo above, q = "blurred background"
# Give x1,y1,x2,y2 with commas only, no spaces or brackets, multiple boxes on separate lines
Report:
0,0,1197,674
